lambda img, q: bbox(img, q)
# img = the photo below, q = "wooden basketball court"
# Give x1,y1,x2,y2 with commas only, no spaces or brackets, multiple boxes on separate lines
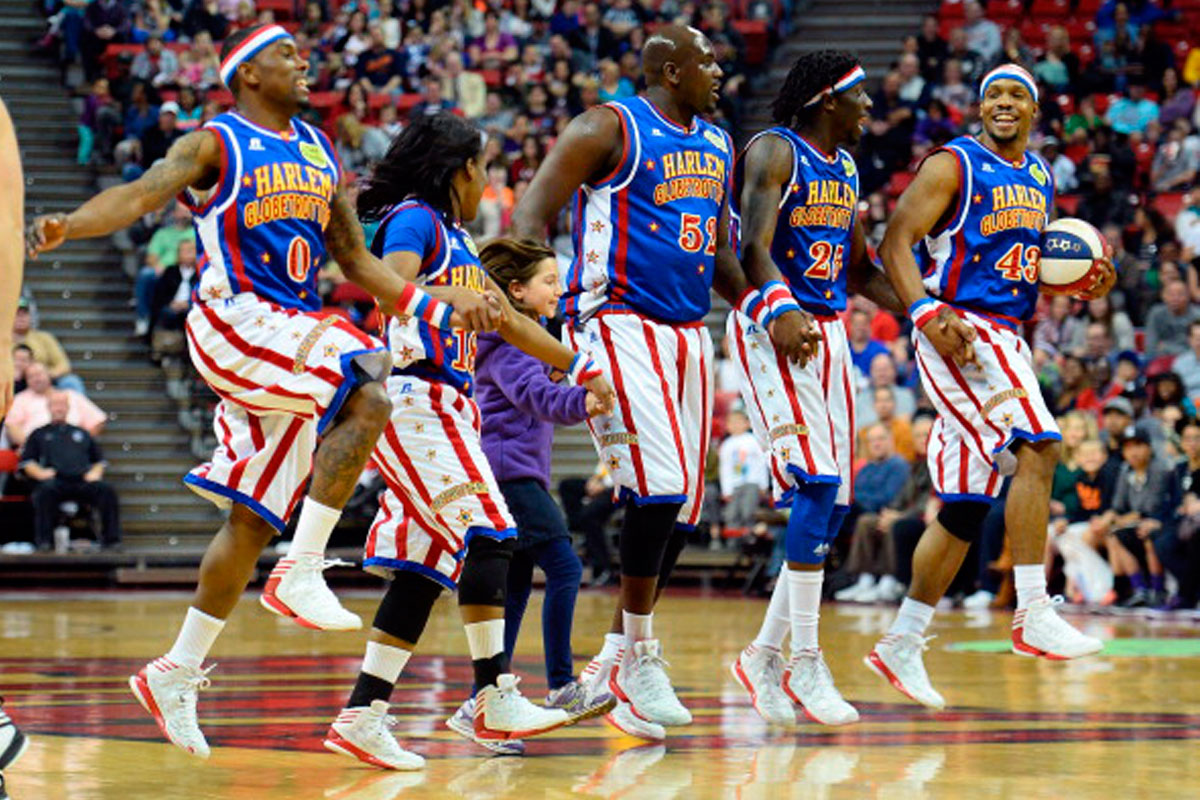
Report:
3,588,1198,799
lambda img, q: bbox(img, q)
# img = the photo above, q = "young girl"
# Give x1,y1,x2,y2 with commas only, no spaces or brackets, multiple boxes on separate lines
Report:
321,113,613,770
444,239,616,750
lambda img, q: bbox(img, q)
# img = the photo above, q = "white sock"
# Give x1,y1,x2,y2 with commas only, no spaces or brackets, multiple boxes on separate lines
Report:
753,565,791,650
463,618,505,661
787,568,823,653
286,498,342,558
1013,563,1048,609
361,640,411,685
599,631,623,661
165,607,225,669
888,597,935,636
622,610,653,643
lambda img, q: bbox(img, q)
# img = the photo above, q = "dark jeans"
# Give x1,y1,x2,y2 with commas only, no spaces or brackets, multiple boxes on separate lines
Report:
559,477,615,575
503,536,583,690
31,477,121,548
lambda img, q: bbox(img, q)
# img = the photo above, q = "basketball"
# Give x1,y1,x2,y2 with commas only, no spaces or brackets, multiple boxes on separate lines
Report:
1039,217,1108,295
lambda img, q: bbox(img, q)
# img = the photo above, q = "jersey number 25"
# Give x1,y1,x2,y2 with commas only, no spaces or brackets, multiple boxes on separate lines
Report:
804,242,844,281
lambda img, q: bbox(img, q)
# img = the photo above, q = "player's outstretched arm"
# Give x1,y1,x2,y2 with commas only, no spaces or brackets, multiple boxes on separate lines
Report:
26,130,220,256
510,107,622,240
879,151,978,367
0,97,24,418
330,188,500,333
738,133,820,366
488,276,615,413
846,217,904,314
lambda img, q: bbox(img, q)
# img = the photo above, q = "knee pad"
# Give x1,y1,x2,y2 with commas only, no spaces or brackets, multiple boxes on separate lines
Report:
827,504,851,542
937,500,993,543
785,482,840,564
619,501,681,578
372,569,444,643
459,535,516,606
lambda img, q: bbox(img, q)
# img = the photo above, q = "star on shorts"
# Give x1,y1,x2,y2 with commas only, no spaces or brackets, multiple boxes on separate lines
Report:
457,509,474,525
403,397,415,407
587,250,600,264
414,421,425,433
399,345,415,360
1001,413,1015,427
607,455,621,471
442,474,453,485
323,344,339,358
780,446,792,460
426,448,437,460
590,220,605,233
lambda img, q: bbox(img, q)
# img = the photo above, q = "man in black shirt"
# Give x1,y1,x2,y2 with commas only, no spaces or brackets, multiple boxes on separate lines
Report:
1164,419,1200,608
20,391,121,551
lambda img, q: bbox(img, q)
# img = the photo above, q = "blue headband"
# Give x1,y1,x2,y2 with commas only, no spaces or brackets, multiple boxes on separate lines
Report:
979,64,1038,103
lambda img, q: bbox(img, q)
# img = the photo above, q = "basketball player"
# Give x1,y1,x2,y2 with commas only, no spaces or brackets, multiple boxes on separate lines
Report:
866,64,1115,708
321,114,614,770
0,95,30,791
511,26,773,741
27,25,497,757
726,51,903,727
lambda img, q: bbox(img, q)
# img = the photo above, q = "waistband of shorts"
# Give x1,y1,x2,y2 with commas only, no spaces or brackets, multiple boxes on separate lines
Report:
941,301,1022,332
582,305,706,328
195,291,312,317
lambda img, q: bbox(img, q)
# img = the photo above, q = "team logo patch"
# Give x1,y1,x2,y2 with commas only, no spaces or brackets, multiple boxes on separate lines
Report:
462,233,479,257
704,129,728,152
299,142,328,168
982,387,1028,417
842,157,856,177
1029,162,1049,186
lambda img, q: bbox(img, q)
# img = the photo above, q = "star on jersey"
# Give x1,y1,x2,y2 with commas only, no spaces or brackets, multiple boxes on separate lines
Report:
1001,413,1015,427
262,253,271,264
786,249,796,259
242,176,253,187
697,264,705,275
403,396,415,407
645,160,656,171
973,193,983,204
442,474,453,485
205,286,226,301
649,222,660,233
254,316,266,327
651,127,665,136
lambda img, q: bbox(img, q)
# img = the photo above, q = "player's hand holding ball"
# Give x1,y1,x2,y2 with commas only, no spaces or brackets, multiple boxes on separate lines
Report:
768,308,822,367
26,213,69,258
1039,218,1116,300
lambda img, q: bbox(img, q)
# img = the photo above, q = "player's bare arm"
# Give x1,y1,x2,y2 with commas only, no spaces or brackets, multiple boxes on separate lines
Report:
845,217,904,314
486,276,615,413
510,107,623,239
27,129,221,256
879,151,978,367
332,189,499,333
738,132,820,365
0,97,24,417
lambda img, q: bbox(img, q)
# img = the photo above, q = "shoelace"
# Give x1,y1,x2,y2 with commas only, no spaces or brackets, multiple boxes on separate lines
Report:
296,554,355,572
179,664,215,701
761,650,785,689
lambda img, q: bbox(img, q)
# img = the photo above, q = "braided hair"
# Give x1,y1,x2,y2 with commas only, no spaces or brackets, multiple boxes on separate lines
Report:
357,112,485,221
771,49,862,128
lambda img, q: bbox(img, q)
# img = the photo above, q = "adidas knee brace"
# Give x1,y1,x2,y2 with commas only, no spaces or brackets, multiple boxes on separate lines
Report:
937,500,993,543
458,535,516,606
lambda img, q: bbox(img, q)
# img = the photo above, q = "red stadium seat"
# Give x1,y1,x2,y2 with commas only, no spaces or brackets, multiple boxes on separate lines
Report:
1055,194,1080,215
256,0,297,21
1074,0,1102,13
306,90,340,112
987,0,1022,24
1064,18,1095,42
1055,93,1075,115
1089,92,1111,114
732,19,769,66
1077,42,1095,65
1152,193,1185,220
887,171,915,198
1029,0,1070,21
940,0,965,19
480,69,502,88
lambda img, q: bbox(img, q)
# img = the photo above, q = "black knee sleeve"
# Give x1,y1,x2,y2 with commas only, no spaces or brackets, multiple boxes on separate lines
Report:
937,500,993,543
619,501,683,578
657,523,691,586
372,570,444,643
458,535,516,606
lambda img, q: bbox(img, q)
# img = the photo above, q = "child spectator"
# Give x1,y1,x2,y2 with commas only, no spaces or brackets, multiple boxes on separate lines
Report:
717,407,769,533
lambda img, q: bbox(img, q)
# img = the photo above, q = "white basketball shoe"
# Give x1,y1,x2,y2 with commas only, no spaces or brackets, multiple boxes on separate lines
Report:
730,644,795,725
260,553,362,631
324,700,424,770
1012,595,1104,659
129,657,214,757
864,633,945,710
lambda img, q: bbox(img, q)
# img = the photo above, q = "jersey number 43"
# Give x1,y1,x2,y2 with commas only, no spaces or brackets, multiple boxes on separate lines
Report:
994,243,1041,283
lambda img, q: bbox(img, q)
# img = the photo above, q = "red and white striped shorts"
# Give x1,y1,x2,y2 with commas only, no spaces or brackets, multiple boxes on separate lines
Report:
364,376,516,589
565,311,713,529
726,310,855,507
915,309,1060,501
183,294,389,530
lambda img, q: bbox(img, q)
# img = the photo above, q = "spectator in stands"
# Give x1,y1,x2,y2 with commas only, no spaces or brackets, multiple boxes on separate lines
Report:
472,163,515,243
82,0,130,81
182,0,228,42
355,22,406,93
132,33,180,87
439,51,485,118
377,0,401,49
849,421,910,528
931,58,973,117
79,78,122,165
847,308,889,382
1052,354,1102,416
1103,427,1172,607
860,71,916,193
1034,25,1080,95
916,14,947,83
1159,67,1195,128
335,9,372,68
913,98,955,154
1165,417,1200,608
1145,280,1200,358
508,134,544,186
569,2,618,71
1034,295,1082,356
378,103,402,139
176,30,221,90
5,362,105,448
945,25,984,85
1071,296,1135,354
332,112,387,173
410,73,455,119
1176,187,1200,254
140,100,182,165
21,391,121,552
602,0,645,41
718,408,769,533
477,91,514,136
961,1,1001,65
598,58,635,102
1040,136,1077,193
1107,79,1160,135
12,300,82,395
1045,436,1116,605
995,25,1033,71
896,53,926,106
857,354,917,427
121,82,160,149
1151,123,1199,193
151,239,196,333
144,202,192,270
1077,169,1129,229
472,10,519,71
869,385,916,463
11,345,32,396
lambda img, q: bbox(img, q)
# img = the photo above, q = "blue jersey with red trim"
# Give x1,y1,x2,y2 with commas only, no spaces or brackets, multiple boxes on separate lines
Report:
185,111,341,312
918,135,1054,323
371,200,486,395
732,127,859,314
562,96,734,324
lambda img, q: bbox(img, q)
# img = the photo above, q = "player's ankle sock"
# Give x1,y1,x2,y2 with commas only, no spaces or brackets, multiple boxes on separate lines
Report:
888,598,935,637
622,610,653,643
1013,564,1048,609
346,641,411,708
465,618,506,688
787,568,822,653
286,497,341,558
165,607,225,669
599,632,623,662
1151,574,1165,593
753,565,790,650
1130,572,1148,592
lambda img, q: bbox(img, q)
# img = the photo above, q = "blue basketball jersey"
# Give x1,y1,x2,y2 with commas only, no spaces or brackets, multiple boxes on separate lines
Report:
732,127,859,314
562,96,735,324
918,135,1055,324
372,199,487,395
184,111,341,312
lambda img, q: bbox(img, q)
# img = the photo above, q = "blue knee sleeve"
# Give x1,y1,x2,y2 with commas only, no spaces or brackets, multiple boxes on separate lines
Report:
785,482,840,564
827,504,850,542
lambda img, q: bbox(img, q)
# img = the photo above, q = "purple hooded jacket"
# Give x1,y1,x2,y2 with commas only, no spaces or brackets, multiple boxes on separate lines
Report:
475,331,590,488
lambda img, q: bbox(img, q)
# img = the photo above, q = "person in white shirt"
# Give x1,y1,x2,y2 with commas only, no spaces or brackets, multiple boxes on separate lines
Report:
1172,320,1200,400
1174,187,1200,254
718,408,769,531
